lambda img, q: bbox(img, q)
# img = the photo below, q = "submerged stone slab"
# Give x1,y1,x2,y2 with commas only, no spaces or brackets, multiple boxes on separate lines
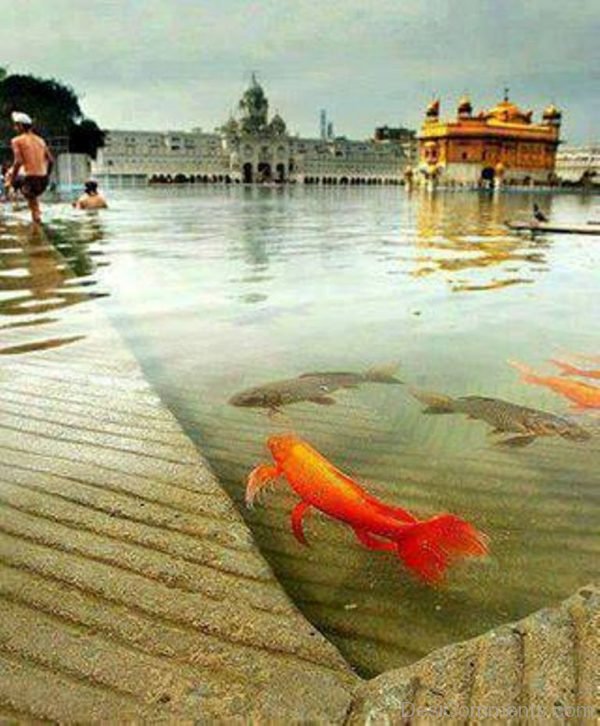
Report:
0,269,597,721
347,584,599,725
0,308,357,722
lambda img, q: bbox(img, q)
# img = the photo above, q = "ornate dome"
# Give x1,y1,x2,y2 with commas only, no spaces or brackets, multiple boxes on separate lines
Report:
239,74,269,134
543,104,562,120
457,95,472,117
425,99,440,118
485,99,531,124
269,113,287,136
221,117,240,137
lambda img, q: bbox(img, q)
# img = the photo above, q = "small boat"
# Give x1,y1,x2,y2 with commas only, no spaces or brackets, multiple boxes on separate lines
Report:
506,221,600,235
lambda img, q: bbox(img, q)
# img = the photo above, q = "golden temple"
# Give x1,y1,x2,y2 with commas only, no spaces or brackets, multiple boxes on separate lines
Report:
416,91,561,188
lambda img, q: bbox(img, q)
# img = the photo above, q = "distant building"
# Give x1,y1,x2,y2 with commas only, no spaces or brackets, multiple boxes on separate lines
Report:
374,126,418,164
92,129,224,186
555,145,600,185
416,92,562,188
92,77,413,186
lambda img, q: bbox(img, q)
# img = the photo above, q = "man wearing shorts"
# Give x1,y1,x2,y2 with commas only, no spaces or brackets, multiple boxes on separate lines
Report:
7,111,54,224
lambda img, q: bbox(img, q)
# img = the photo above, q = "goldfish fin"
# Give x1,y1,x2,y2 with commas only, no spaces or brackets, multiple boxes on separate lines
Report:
394,514,488,584
364,362,403,384
246,464,280,508
496,434,537,447
291,501,312,545
550,359,579,377
410,388,455,413
508,359,543,385
309,395,336,405
353,528,396,552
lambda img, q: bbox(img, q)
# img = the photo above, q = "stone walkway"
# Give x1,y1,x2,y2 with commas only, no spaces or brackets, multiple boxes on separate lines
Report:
0,309,356,722
0,305,597,723
348,584,599,724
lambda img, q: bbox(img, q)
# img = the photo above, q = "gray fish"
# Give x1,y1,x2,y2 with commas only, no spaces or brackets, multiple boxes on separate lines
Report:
411,389,592,446
230,364,402,411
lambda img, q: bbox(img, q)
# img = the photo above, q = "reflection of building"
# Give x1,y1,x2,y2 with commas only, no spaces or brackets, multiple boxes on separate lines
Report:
416,92,561,188
412,193,549,292
92,77,412,186
555,145,600,186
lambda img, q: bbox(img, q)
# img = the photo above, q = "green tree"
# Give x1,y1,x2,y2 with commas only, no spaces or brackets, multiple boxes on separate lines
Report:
0,73,104,158
69,119,105,159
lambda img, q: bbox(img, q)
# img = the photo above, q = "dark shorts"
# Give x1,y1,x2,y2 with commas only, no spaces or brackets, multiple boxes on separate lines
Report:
13,175,49,200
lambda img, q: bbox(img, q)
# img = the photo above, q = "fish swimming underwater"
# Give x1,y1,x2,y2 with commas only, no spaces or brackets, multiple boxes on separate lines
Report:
509,360,600,409
246,434,488,583
229,364,402,411
550,359,600,381
410,389,591,446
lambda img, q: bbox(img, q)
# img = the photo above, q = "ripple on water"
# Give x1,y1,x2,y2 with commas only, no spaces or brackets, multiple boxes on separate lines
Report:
0,214,109,355
3,188,597,677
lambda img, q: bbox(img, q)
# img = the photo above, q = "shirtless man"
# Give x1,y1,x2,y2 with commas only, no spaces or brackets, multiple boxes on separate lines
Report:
73,180,108,210
7,111,54,224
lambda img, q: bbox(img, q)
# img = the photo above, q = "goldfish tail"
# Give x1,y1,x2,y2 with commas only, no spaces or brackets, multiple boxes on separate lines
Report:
508,359,543,385
365,362,403,384
409,388,456,413
394,514,488,584
549,359,580,377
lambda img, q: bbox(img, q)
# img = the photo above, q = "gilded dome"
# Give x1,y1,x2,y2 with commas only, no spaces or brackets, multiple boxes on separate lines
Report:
425,99,440,118
457,95,472,117
543,104,561,119
486,99,531,123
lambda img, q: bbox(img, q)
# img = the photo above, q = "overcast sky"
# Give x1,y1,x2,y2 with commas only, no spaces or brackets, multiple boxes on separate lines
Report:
1,0,598,143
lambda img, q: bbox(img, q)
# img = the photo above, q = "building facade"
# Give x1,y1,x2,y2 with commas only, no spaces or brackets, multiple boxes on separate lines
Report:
92,77,412,186
555,145,600,186
416,93,561,188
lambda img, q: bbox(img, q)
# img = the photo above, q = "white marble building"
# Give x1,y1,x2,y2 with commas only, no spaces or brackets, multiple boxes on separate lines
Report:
91,78,413,186
555,145,600,185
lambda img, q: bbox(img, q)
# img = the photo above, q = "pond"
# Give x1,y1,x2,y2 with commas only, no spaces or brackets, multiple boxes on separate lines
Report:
1,186,598,676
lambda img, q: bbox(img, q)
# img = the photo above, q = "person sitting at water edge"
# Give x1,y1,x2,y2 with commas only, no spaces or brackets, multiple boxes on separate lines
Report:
533,203,548,223
73,180,108,210
6,111,54,224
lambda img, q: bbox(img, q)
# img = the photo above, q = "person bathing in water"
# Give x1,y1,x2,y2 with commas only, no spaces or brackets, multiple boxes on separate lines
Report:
6,111,54,224
73,180,108,210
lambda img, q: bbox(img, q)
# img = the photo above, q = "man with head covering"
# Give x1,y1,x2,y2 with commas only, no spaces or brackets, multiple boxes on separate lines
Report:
73,179,108,210
6,111,54,223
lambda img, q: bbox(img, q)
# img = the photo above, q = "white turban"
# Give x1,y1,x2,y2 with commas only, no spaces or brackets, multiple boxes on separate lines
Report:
11,111,32,125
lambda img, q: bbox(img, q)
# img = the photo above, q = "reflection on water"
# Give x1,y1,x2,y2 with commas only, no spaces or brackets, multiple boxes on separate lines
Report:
410,192,551,291
3,188,598,677
0,213,108,353
95,187,599,676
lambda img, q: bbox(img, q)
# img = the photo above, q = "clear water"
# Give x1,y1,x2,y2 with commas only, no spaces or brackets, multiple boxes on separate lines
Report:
1,187,598,676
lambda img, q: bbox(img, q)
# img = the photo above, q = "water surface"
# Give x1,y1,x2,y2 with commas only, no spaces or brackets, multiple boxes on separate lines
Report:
2,187,598,676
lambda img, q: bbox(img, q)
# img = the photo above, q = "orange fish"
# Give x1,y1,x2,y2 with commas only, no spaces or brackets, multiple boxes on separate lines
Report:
550,359,600,380
510,360,600,409
247,434,488,584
